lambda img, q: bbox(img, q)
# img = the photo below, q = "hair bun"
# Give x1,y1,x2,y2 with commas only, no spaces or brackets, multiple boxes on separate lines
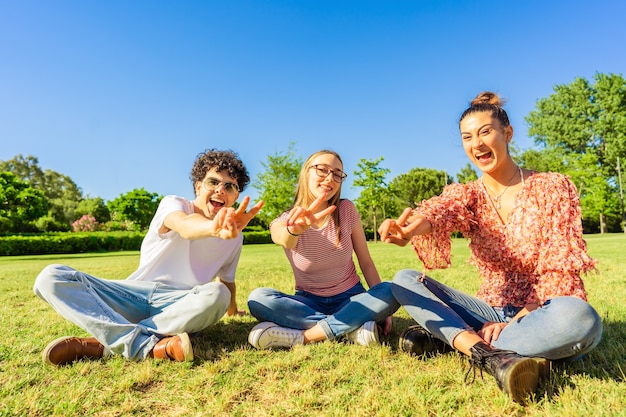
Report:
471,91,506,107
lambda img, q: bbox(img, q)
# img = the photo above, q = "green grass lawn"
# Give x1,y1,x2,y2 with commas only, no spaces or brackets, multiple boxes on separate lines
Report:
1,234,625,416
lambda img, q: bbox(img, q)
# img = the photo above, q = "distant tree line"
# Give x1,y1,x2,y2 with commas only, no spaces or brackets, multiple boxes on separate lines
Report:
2,73,624,236
0,155,161,234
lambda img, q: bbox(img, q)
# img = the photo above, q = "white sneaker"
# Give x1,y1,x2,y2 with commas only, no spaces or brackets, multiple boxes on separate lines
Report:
248,322,305,349
345,321,379,346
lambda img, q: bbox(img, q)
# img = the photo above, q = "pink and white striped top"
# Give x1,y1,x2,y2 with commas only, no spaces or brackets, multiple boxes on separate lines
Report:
277,199,362,297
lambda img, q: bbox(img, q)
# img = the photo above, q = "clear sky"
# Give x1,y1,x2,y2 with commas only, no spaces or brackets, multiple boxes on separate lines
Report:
1,0,625,203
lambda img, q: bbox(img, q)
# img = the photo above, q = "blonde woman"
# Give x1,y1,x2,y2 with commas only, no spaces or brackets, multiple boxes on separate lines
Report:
248,150,399,349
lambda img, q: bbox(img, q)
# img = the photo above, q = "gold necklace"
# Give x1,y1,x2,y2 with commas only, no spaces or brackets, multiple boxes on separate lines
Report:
481,167,522,209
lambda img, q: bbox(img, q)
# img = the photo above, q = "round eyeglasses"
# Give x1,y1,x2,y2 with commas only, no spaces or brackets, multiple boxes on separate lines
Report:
309,164,347,183
202,177,240,194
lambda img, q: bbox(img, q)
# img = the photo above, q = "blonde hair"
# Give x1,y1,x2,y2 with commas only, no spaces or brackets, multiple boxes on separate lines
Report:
292,150,344,245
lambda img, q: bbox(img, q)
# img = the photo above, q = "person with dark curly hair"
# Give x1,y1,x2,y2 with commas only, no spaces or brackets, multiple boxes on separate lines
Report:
34,149,263,365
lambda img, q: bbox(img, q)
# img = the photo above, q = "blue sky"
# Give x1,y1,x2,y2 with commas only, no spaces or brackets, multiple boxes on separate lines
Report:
1,0,625,203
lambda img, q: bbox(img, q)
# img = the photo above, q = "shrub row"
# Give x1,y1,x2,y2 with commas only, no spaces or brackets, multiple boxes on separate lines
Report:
0,230,272,256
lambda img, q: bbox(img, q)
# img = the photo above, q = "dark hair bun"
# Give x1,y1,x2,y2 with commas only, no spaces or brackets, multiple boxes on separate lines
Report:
471,91,506,107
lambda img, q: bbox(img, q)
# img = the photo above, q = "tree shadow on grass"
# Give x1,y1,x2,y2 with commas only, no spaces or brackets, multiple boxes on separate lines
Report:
190,319,258,362
191,315,435,364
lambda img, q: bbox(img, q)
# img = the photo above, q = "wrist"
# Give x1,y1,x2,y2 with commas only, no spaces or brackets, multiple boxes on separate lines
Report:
286,224,300,237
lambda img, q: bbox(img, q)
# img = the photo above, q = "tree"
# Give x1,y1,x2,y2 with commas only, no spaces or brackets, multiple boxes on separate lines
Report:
0,172,47,233
0,154,45,188
108,188,161,231
43,170,83,230
456,163,478,184
524,73,626,232
389,167,449,211
353,157,392,241
75,197,111,224
0,154,84,231
252,142,303,227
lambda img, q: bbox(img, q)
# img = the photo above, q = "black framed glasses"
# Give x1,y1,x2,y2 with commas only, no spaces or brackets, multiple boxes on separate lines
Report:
202,177,240,194
309,164,347,183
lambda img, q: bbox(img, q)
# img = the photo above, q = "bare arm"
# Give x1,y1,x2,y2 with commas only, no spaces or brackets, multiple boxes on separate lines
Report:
351,221,382,288
162,196,264,240
217,278,246,316
352,220,395,335
478,304,540,344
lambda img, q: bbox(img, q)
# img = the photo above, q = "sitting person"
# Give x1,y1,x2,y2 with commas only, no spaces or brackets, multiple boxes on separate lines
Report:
247,150,399,349
379,92,602,403
34,149,263,365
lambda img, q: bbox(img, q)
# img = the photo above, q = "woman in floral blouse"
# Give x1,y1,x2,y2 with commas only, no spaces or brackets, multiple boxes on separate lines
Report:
378,92,602,403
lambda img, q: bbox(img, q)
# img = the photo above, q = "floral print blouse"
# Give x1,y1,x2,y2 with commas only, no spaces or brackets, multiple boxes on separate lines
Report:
411,172,596,307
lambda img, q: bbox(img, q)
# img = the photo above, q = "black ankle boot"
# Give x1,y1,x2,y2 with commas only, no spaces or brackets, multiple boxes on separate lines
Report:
468,342,539,403
399,325,453,357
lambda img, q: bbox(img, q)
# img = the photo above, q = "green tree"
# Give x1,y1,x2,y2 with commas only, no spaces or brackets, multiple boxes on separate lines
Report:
252,142,303,227
0,154,46,188
456,163,478,184
0,172,47,233
75,197,111,224
353,157,392,241
389,167,448,210
0,154,84,231
524,73,626,232
43,170,83,230
108,188,162,231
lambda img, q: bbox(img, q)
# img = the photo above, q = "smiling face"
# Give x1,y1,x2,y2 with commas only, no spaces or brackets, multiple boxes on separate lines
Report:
193,168,240,219
306,153,343,203
460,111,514,176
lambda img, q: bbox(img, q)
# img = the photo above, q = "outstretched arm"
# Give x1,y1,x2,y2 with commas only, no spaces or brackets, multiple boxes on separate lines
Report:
163,197,264,240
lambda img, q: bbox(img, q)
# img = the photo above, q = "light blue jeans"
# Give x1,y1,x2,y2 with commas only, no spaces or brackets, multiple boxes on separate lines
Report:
247,281,400,340
392,269,603,360
33,264,231,360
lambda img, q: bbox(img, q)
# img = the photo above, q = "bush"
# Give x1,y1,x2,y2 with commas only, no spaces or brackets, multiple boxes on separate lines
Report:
72,215,98,232
242,230,272,244
0,232,145,256
0,229,272,256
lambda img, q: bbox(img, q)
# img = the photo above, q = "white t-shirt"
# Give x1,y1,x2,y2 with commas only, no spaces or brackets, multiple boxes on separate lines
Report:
126,195,243,289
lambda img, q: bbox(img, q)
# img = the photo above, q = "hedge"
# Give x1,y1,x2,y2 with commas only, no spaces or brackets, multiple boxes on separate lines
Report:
0,230,272,256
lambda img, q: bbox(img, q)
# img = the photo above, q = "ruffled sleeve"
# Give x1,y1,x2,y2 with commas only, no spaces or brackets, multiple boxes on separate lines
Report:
532,174,596,301
410,182,476,270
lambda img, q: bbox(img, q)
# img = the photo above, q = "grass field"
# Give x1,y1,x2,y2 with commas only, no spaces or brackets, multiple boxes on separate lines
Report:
1,234,625,416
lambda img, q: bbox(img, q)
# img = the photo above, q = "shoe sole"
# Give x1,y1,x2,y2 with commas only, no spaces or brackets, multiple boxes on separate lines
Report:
399,326,450,356
42,336,74,365
364,322,379,346
503,358,540,403
248,322,278,349
177,333,194,361
534,357,551,380
399,327,428,355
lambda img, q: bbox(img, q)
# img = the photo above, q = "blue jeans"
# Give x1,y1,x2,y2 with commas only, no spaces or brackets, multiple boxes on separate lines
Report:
33,264,231,360
391,269,603,360
247,281,400,340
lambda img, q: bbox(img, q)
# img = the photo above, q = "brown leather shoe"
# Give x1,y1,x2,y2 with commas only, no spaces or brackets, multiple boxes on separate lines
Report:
150,333,193,362
43,336,106,366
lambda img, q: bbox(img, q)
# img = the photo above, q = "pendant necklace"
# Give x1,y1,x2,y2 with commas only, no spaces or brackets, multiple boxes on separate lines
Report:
481,166,523,209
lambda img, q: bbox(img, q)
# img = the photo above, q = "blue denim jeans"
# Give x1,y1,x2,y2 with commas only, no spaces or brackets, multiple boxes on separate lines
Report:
391,269,603,360
247,281,400,340
33,264,231,360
